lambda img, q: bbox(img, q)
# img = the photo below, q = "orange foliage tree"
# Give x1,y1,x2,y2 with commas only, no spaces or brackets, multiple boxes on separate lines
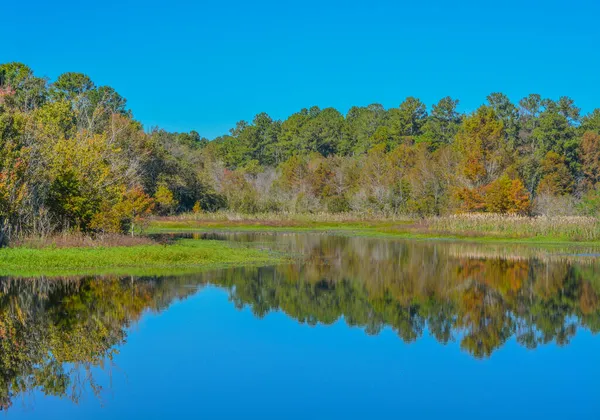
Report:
484,176,531,214
457,175,530,214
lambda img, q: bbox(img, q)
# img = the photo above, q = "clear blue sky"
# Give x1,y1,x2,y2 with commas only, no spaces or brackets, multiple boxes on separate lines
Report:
2,0,599,138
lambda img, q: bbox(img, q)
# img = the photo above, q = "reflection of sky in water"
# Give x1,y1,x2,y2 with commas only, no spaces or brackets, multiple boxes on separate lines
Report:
5,233,600,418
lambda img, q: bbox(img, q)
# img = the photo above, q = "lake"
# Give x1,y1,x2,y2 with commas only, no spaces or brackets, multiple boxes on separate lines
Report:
2,232,600,419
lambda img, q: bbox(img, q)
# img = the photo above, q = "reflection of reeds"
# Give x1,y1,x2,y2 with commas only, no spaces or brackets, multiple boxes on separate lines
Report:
442,242,600,264
225,230,600,265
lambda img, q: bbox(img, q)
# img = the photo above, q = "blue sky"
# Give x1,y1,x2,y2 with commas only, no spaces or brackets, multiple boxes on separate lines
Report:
2,0,599,138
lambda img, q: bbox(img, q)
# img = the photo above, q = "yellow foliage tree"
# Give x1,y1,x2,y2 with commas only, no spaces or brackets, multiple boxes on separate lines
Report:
154,182,176,215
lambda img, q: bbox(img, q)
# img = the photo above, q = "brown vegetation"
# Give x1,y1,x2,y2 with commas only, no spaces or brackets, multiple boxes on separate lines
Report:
13,232,155,249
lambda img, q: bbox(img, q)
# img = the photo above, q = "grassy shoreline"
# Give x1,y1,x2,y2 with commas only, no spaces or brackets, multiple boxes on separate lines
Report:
0,239,285,277
3,213,600,277
147,214,600,246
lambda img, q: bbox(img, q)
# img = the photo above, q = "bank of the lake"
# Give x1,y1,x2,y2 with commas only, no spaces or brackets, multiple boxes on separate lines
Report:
5,213,600,277
0,239,285,277
147,214,600,246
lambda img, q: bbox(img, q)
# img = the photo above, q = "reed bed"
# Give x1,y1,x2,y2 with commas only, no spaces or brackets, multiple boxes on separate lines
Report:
154,211,411,225
151,212,600,243
13,232,155,249
424,214,600,242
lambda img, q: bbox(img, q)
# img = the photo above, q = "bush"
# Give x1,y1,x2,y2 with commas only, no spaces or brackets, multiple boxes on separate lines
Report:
579,185,600,216
326,195,350,213
533,193,577,216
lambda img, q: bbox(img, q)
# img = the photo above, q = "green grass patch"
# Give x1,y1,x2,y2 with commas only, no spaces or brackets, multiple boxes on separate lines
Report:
0,239,286,277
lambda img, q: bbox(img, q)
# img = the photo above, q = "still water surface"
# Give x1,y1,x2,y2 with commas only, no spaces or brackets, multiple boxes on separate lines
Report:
2,233,600,418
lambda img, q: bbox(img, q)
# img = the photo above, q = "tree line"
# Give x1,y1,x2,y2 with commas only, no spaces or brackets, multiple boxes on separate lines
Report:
2,62,600,241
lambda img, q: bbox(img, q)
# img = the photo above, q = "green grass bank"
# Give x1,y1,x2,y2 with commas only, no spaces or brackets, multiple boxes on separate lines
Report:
0,239,285,277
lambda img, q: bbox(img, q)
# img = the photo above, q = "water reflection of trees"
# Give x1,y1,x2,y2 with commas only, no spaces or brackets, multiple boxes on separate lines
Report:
1,234,600,408
0,275,201,410
200,234,600,358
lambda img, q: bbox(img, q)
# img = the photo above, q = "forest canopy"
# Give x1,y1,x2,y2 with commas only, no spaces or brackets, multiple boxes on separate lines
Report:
1,62,600,242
